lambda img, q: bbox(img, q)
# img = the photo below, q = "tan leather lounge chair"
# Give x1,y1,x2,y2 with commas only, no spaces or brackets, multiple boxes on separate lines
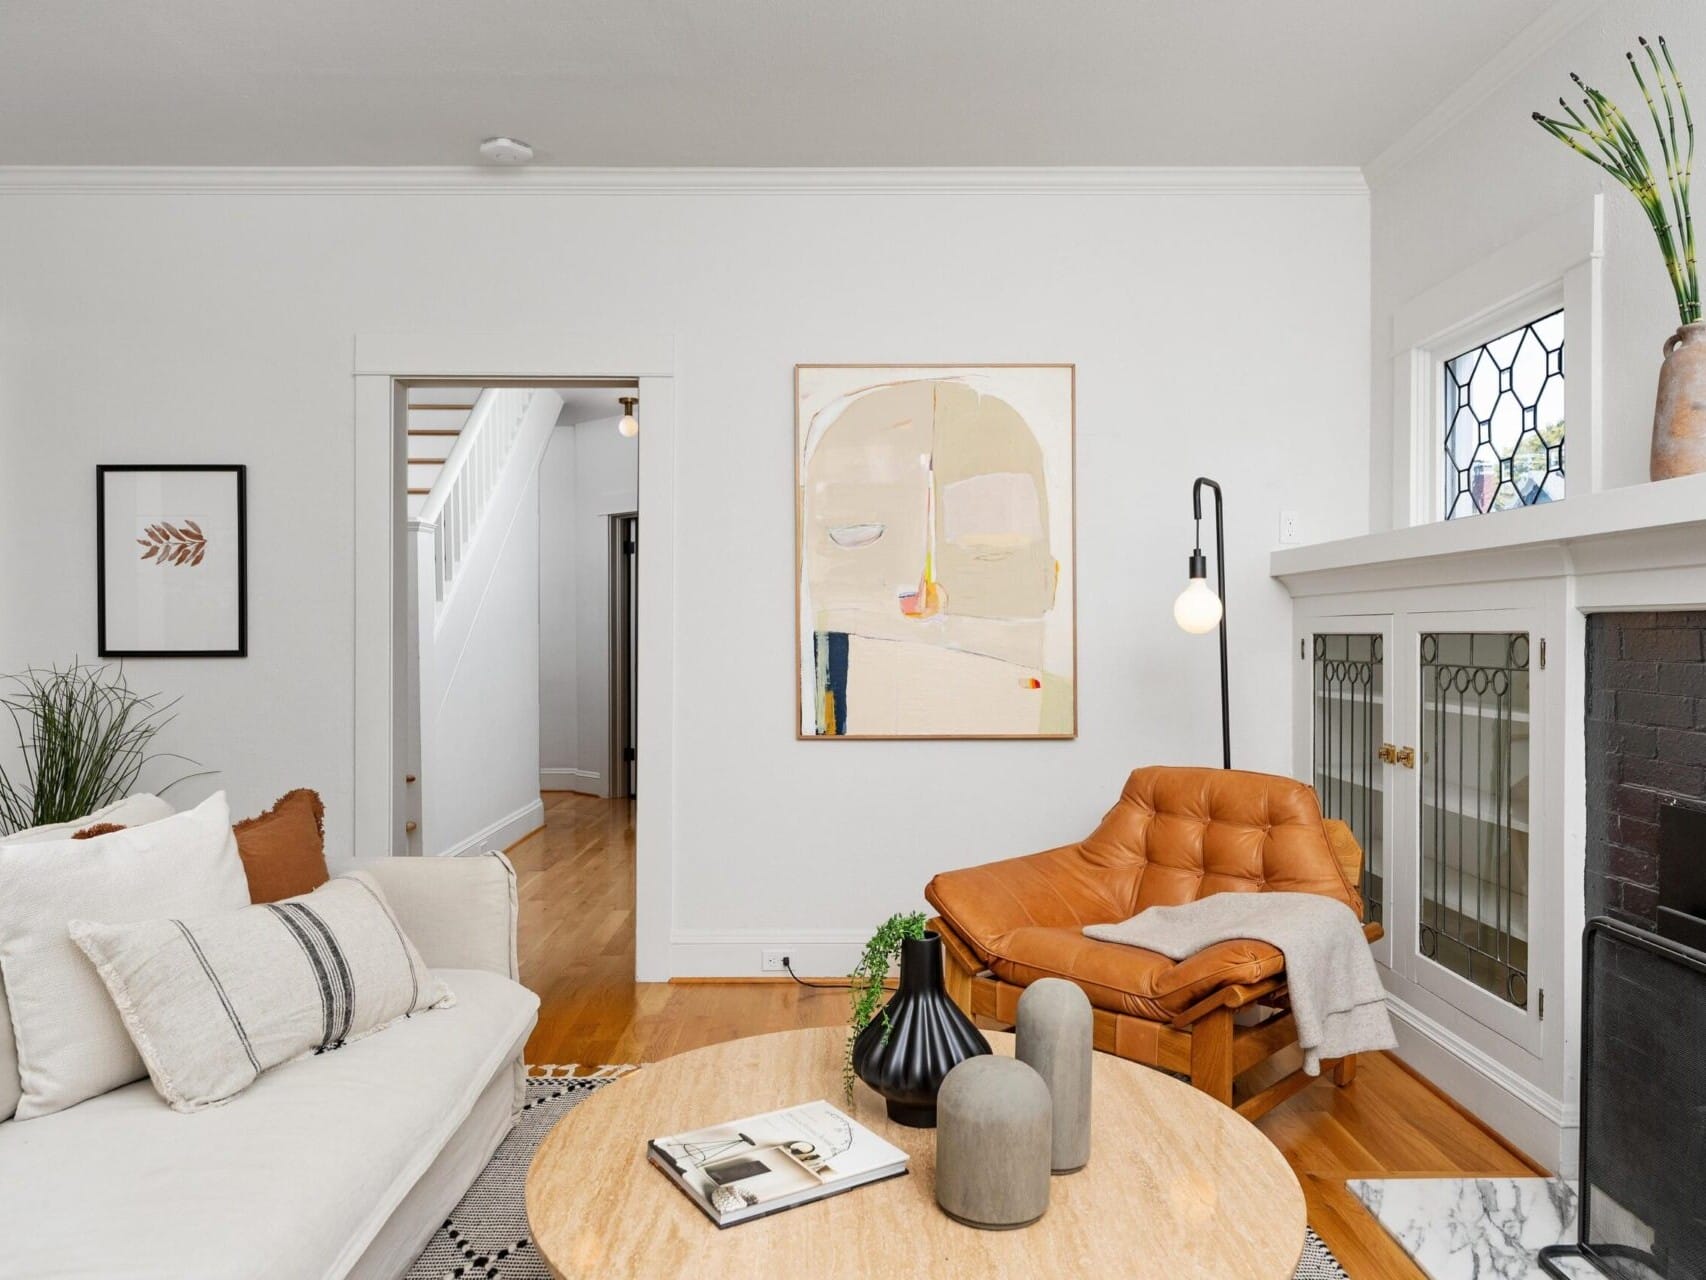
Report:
925,766,1383,1120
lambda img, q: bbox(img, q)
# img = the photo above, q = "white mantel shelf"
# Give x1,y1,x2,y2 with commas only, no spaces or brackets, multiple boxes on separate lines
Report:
1272,473,1706,597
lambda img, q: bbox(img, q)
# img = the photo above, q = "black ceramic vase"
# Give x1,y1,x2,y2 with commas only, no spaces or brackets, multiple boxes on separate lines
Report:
852,932,990,1127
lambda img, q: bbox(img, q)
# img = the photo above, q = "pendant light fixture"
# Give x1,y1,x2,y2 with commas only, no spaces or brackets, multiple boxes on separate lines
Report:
617,395,640,438
1172,476,1230,769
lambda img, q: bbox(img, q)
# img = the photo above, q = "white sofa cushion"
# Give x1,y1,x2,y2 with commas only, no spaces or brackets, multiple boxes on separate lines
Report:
0,793,176,1120
0,967,539,1279
71,873,453,1111
0,792,249,1119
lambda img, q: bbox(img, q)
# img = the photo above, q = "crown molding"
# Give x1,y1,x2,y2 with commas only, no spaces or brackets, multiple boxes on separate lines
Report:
0,165,1367,196
1363,0,1607,185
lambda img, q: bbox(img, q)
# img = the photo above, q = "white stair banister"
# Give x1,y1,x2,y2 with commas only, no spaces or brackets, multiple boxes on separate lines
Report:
414,387,534,605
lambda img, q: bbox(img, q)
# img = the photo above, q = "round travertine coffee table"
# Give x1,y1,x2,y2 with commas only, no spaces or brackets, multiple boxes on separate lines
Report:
525,1027,1304,1279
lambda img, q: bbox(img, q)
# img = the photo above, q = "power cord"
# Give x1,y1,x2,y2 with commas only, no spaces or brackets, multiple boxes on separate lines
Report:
782,957,856,990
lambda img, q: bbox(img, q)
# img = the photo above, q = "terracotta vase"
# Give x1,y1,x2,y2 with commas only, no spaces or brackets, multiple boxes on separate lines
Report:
1651,321,1706,481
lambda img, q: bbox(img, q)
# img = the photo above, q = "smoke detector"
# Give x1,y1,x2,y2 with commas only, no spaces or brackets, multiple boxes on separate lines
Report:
479,137,534,165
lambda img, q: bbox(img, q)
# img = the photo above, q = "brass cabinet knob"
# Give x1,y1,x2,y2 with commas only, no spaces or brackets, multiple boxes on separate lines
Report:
1377,743,1398,764
1395,746,1417,769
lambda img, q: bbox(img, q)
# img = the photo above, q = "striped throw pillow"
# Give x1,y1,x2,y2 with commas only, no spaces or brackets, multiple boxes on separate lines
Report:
69,872,453,1112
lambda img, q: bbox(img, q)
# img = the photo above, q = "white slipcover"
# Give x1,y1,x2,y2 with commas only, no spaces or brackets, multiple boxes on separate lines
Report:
0,967,538,1279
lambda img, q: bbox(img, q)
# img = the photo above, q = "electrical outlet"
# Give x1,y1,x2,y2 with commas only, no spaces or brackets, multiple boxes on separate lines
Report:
761,949,790,973
1278,510,1301,544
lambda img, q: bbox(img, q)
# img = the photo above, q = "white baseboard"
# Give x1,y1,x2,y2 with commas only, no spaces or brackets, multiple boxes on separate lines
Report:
1385,994,1577,1178
539,767,600,792
434,798,545,858
669,929,868,979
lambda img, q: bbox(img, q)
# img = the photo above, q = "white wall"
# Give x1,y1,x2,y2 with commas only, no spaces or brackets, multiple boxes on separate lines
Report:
1366,0,1692,528
537,415,639,794
537,423,581,790
0,173,1370,959
576,417,639,793
420,461,546,855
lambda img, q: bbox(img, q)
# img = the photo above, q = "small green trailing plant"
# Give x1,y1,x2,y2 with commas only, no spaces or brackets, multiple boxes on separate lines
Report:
844,910,929,1103
1534,35,1697,325
0,661,200,835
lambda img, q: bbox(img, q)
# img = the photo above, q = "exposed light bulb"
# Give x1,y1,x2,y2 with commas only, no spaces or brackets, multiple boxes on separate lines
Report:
617,395,639,438
1173,574,1223,635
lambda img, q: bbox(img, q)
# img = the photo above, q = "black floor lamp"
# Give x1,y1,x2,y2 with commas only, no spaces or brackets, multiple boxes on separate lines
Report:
1172,476,1230,769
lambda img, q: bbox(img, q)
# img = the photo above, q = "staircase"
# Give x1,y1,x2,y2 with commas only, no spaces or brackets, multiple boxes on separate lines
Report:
406,385,564,856
405,386,482,519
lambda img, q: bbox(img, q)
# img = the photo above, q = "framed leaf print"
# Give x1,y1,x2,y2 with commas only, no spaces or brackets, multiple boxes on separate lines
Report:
97,465,247,658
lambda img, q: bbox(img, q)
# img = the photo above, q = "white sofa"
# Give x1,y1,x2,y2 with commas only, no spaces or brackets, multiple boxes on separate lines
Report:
0,852,540,1279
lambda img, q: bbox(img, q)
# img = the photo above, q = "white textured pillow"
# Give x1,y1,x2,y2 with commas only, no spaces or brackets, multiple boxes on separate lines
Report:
2,793,175,843
0,792,249,1119
70,873,453,1112
0,796,176,1119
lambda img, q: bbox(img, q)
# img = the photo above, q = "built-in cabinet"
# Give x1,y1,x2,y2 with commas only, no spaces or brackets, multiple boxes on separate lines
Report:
1275,473,1706,1177
1291,587,1561,1088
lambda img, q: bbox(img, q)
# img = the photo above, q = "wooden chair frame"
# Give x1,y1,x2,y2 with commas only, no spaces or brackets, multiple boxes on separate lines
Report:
928,822,1384,1122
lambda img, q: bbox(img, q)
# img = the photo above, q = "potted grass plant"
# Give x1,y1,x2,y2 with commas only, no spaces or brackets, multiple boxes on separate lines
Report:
1535,35,1702,480
0,661,198,835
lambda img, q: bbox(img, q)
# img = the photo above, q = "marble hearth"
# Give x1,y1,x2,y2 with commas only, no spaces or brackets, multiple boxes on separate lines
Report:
1348,1178,1602,1279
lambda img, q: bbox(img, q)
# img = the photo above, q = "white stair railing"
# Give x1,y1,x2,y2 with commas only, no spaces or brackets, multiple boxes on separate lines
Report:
415,387,535,604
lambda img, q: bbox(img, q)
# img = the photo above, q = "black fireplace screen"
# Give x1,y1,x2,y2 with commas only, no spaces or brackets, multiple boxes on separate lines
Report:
1542,919,1706,1278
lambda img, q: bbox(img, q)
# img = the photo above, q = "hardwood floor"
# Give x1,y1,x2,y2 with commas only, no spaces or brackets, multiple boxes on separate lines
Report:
512,790,1539,1278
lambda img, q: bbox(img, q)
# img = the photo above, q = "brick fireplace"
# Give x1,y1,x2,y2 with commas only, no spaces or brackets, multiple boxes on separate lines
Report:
1585,611,1706,927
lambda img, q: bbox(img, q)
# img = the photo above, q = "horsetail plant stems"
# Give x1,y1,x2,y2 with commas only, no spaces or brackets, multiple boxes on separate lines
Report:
0,661,202,835
1535,35,1697,325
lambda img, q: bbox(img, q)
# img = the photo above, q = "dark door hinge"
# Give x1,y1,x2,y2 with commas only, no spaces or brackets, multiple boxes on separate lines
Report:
1538,988,1545,1020
1539,638,1546,670
624,746,637,762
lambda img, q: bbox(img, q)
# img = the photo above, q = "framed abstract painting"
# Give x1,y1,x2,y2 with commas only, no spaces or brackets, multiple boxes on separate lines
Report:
97,465,248,658
796,364,1075,739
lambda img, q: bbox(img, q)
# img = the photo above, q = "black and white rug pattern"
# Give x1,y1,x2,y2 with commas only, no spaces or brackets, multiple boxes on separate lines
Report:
406,1067,1350,1279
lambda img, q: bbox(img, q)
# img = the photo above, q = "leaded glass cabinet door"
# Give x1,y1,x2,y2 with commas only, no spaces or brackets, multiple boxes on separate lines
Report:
1296,616,1395,971
1411,620,1543,1052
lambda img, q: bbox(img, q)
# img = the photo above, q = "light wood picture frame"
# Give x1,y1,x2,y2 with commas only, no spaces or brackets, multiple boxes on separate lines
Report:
795,364,1076,740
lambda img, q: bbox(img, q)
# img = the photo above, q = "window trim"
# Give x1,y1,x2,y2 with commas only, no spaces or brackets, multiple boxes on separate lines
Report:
1390,197,1603,528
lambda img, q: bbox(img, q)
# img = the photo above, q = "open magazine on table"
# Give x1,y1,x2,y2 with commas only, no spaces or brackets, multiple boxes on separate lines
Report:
647,1099,908,1228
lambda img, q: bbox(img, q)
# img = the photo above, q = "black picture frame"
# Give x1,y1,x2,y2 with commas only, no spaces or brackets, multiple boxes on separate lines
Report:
96,464,248,658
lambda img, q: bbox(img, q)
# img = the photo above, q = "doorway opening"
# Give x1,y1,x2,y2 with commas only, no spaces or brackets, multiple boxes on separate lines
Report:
395,380,640,867
354,334,674,979
609,513,638,800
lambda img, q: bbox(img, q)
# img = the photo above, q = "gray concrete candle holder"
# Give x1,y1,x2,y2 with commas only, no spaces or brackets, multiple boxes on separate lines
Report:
1016,977,1093,1173
933,1056,1052,1230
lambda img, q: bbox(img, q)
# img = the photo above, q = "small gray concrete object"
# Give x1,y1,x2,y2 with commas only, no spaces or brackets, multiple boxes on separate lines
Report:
934,1056,1052,1230
1016,977,1093,1173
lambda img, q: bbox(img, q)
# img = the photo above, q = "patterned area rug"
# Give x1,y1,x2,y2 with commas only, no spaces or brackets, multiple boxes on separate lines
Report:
405,1067,1350,1279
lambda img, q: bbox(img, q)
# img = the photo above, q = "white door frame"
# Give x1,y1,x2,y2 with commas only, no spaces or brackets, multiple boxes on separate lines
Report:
353,331,676,980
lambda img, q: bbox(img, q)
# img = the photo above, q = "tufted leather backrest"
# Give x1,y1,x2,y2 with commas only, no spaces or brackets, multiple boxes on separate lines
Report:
925,766,1361,967
1086,767,1358,912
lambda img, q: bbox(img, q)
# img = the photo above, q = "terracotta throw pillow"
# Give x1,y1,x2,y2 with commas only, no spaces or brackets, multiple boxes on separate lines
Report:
72,823,127,839
234,789,330,904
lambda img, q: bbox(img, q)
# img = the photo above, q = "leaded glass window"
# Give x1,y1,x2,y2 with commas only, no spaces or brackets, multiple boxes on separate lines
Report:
1443,310,1565,520
1312,634,1384,926
1419,632,1530,1007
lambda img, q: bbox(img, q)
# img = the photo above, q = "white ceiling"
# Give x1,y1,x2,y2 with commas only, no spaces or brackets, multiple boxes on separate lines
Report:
554,387,635,427
2,1,1563,167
